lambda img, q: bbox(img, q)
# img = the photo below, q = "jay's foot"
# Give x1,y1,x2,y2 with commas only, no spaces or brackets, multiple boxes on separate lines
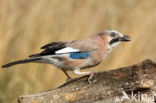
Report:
66,77,72,82
87,72,97,84
73,68,99,84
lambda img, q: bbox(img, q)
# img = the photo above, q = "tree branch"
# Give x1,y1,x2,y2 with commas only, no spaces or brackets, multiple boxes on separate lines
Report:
18,59,156,103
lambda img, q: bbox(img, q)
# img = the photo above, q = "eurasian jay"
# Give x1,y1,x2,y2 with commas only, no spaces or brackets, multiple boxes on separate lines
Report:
1,30,130,81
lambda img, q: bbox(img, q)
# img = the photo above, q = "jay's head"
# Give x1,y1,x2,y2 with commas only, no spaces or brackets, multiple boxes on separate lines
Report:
106,30,130,48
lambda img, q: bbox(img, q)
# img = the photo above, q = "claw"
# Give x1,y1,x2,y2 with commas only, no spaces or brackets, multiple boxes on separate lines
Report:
66,77,72,82
87,72,97,84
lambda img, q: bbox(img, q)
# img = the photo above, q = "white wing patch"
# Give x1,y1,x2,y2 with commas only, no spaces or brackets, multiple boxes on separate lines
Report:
55,47,79,54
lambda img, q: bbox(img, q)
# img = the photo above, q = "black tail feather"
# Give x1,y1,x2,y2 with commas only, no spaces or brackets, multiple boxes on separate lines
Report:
1,58,41,68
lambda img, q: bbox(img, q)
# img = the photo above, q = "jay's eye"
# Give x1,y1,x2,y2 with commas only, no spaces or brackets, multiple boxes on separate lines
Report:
110,32,117,37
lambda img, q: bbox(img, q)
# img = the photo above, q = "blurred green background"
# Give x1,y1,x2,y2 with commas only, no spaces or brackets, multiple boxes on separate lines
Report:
0,0,156,102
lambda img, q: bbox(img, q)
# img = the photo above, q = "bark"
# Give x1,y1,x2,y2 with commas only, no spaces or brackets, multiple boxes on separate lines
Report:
17,59,156,103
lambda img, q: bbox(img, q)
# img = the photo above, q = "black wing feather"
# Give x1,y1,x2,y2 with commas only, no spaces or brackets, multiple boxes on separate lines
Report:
41,42,67,49
29,42,67,57
40,46,66,55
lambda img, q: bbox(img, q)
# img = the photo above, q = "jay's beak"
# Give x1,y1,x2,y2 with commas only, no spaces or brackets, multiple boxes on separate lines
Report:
119,35,131,42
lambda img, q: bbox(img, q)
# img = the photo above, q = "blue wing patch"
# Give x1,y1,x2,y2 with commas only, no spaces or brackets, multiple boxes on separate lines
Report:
69,52,90,59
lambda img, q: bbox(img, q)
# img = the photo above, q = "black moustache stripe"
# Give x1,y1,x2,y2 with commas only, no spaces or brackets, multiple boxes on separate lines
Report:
109,38,120,45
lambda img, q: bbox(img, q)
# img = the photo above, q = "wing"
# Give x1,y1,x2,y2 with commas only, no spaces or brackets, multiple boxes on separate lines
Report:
29,39,97,59
29,42,68,57
29,41,83,58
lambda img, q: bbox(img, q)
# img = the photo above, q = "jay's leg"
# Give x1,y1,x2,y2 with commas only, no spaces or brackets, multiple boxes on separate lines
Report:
61,69,72,81
73,68,97,84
